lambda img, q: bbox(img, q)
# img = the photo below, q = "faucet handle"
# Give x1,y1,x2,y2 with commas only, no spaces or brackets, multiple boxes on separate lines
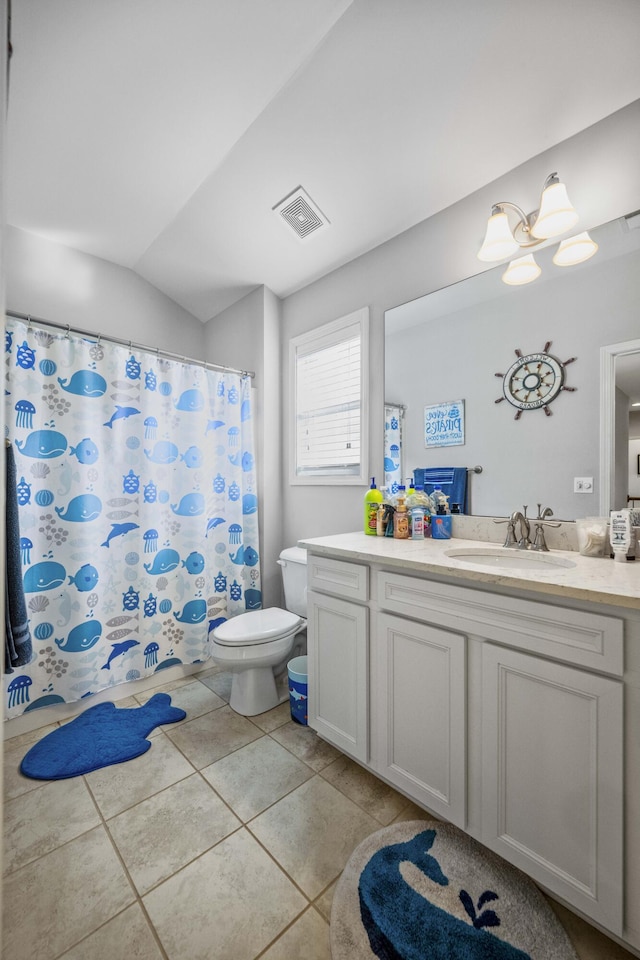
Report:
537,504,554,521
493,517,518,548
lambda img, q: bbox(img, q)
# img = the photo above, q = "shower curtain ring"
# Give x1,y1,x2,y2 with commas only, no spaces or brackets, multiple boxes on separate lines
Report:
65,325,70,339
27,315,32,330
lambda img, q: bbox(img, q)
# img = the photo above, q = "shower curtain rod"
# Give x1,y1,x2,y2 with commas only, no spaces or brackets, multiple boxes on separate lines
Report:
5,310,256,379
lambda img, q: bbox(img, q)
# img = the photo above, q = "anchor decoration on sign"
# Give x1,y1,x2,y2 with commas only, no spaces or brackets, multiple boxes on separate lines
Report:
494,341,577,420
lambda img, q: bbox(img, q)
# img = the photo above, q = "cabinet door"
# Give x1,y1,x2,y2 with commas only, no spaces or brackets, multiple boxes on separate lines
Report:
481,643,623,934
307,589,369,762
374,613,466,827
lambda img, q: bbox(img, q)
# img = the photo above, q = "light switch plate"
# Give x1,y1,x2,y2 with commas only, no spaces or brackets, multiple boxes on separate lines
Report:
574,477,593,493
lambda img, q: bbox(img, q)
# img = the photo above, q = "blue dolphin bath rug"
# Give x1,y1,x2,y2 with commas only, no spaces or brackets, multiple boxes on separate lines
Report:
330,820,579,960
20,693,186,780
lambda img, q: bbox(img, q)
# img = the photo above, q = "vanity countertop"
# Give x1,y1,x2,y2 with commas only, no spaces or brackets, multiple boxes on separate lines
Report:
297,532,640,610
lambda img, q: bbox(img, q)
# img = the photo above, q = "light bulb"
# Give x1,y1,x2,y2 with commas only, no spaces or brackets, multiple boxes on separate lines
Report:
531,181,579,239
552,232,598,266
502,254,541,286
477,211,520,261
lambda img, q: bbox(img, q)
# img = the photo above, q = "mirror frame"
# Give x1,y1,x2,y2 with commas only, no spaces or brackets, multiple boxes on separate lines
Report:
599,337,640,516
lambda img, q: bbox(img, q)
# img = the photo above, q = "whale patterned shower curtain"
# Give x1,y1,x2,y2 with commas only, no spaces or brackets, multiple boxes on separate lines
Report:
4,320,261,719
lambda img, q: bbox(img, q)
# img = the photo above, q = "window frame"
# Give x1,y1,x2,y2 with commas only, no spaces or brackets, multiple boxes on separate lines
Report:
289,306,369,486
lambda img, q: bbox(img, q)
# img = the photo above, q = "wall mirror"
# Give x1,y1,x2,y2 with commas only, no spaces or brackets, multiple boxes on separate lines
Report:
384,213,640,520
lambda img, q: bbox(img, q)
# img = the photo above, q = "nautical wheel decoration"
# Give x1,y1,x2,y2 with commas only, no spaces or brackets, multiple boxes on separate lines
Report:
494,341,576,420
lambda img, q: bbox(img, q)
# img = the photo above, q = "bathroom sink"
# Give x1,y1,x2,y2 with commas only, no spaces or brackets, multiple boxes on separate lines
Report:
444,546,576,570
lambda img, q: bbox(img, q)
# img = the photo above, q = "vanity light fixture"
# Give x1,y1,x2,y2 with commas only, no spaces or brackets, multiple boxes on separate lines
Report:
477,173,592,285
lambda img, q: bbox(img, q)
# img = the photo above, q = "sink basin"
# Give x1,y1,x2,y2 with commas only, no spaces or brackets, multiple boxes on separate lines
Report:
444,547,576,570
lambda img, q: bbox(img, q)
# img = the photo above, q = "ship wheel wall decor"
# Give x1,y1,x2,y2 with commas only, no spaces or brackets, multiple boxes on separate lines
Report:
494,341,577,420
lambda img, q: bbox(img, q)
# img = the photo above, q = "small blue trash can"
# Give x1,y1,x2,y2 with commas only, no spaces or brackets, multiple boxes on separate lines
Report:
288,655,308,725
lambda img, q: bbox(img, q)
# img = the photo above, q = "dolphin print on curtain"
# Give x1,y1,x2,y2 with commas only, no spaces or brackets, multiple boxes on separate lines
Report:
3,320,261,719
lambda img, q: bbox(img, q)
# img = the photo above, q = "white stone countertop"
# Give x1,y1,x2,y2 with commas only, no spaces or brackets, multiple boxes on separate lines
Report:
297,531,640,610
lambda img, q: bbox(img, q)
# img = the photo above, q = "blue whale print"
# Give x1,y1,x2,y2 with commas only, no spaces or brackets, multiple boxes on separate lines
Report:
170,492,205,516
175,388,204,412
15,430,67,459
23,561,67,593
144,441,179,464
55,494,102,522
242,493,258,515
173,599,206,624
359,829,530,960
69,437,99,464
144,548,180,575
245,588,262,610
55,620,103,653
58,370,107,397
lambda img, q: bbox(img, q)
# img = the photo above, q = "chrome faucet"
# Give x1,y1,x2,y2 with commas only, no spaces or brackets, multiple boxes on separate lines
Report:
494,504,561,551
529,504,561,552
511,507,531,549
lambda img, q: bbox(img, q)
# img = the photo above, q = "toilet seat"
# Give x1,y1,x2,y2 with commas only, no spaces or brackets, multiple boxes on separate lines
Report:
213,607,304,647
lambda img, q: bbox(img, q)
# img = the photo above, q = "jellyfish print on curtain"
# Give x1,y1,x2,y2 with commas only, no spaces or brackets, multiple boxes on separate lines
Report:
384,403,404,495
3,320,261,719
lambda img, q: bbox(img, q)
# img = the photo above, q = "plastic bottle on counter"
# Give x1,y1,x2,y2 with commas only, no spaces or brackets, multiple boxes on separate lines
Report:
431,485,450,514
364,478,383,536
393,495,410,539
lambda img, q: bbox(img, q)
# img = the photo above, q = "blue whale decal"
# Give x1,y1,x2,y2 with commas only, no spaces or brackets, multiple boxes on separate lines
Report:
23,561,67,593
55,620,103,652
143,548,180,575
175,388,204,412
170,492,205,516
173,599,207,624
15,430,67,459
57,370,107,397
55,494,102,522
144,441,179,464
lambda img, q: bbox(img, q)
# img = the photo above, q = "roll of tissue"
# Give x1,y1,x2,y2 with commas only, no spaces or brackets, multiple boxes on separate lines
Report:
576,517,609,557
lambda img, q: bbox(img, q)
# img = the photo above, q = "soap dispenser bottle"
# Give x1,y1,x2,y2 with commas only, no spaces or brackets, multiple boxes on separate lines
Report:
393,495,410,539
364,478,383,535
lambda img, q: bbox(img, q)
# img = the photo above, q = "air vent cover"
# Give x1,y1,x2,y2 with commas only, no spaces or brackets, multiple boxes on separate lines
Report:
273,186,329,240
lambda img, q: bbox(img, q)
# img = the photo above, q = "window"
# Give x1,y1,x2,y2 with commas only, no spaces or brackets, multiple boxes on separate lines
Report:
290,307,369,484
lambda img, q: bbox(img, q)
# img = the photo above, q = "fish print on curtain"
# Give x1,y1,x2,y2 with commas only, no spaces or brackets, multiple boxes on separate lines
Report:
4,320,261,719
384,403,403,495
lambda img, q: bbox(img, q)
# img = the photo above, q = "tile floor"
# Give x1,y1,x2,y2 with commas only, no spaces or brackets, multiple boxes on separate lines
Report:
3,665,637,960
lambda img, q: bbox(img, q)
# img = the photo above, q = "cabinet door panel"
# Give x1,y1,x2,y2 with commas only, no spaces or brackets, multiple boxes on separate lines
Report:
307,589,368,762
482,643,623,933
376,613,466,826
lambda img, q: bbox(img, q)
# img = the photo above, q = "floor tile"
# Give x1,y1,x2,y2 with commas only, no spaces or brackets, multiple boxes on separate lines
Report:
314,879,338,922
3,721,58,747
57,903,164,959
392,799,436,823
199,669,233,702
250,775,379,899
3,737,54,801
165,704,262,769
260,906,331,960
85,731,194,819
135,678,225,722
320,754,411,825
270,721,341,771
4,776,101,873
548,898,637,959
108,773,240,894
201,736,313,822
2,826,134,960
249,700,292,732
143,828,306,960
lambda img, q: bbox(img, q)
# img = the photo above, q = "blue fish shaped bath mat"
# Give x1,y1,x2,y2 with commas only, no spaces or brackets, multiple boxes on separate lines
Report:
20,693,186,780
330,820,579,960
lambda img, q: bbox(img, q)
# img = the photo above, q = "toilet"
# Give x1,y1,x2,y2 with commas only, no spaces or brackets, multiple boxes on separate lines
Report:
210,547,307,716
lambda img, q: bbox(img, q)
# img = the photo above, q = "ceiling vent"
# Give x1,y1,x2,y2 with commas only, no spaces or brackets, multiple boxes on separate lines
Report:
272,186,329,240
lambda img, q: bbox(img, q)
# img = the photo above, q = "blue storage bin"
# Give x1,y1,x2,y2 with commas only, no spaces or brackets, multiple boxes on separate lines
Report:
287,655,308,725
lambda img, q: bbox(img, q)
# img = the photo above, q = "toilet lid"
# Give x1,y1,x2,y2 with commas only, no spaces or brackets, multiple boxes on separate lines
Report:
213,607,304,646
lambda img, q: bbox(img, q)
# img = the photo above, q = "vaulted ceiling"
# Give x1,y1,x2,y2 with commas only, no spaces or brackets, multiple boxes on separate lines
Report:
7,0,640,321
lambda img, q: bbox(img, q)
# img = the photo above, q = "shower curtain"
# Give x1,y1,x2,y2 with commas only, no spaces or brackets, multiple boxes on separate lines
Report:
384,403,403,495
3,320,261,719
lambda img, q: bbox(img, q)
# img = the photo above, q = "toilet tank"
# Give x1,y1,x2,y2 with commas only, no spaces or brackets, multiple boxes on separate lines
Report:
278,547,308,617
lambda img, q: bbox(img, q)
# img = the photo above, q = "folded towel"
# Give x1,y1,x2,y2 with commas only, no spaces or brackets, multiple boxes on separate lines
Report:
413,466,468,514
5,443,32,672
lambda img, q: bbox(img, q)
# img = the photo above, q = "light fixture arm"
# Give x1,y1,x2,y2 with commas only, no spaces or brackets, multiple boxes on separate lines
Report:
490,174,563,249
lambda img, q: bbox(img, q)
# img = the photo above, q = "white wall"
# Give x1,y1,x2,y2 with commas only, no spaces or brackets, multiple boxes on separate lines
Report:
5,226,204,356
203,286,284,606
280,101,640,545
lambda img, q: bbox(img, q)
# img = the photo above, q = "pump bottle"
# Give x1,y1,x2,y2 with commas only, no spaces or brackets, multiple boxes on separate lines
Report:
364,478,383,535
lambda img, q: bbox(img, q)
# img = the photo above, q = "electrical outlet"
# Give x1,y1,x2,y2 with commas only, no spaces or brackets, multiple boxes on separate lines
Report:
574,477,593,493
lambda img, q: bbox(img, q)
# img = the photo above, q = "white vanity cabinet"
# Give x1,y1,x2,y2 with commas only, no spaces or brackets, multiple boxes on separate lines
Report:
305,546,632,944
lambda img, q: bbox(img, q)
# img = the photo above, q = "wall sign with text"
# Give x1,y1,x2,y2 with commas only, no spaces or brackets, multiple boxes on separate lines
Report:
424,400,465,447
